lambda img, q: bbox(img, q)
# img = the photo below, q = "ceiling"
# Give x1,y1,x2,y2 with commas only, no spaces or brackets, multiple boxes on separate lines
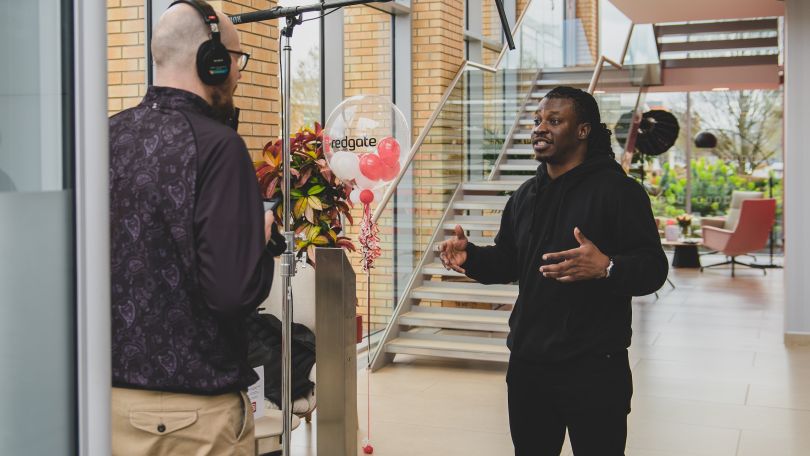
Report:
608,0,784,24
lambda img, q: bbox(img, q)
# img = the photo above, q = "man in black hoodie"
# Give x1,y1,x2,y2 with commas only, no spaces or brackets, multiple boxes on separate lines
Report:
439,86,668,455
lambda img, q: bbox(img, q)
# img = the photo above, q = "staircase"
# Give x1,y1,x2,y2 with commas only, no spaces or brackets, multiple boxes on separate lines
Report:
655,17,780,69
370,68,599,370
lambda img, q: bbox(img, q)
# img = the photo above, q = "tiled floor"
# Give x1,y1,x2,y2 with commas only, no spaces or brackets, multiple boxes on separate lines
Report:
288,256,810,456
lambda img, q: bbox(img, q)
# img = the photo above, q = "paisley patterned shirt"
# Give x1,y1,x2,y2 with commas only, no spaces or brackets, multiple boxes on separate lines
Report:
110,86,273,394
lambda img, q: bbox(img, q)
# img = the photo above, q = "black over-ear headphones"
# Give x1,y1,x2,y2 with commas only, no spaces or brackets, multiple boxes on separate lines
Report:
168,0,231,85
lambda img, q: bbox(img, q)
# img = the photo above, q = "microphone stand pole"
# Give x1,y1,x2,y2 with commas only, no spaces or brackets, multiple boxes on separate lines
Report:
229,2,392,455
494,0,516,50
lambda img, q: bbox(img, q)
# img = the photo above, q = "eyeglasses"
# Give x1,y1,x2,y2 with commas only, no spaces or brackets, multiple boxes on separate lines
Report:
227,50,251,71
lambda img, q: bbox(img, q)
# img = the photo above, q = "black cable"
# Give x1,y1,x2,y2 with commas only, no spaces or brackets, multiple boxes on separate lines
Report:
301,6,340,22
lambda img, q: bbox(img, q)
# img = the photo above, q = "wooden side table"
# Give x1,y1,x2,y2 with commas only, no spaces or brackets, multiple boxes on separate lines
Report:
661,238,703,268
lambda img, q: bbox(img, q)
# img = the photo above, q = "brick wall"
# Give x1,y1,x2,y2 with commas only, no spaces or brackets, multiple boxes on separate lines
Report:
412,0,465,135
576,0,599,62
107,0,280,160
344,6,392,97
410,0,466,310
339,0,469,330
208,0,281,159
107,0,147,115
517,0,531,18
342,6,395,331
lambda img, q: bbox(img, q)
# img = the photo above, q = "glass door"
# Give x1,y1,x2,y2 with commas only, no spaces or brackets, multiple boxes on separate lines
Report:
0,0,108,454
0,0,76,452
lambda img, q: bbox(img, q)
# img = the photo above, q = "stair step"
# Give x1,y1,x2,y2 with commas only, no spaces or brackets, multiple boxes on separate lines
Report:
462,180,523,192
400,307,510,332
443,215,501,231
501,174,534,182
512,133,532,140
535,78,593,87
453,201,506,211
422,261,467,277
499,160,538,172
411,281,518,305
506,148,535,157
385,333,509,362
453,195,510,211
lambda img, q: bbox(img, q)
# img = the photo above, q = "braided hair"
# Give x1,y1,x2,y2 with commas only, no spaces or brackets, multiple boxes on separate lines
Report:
543,86,615,159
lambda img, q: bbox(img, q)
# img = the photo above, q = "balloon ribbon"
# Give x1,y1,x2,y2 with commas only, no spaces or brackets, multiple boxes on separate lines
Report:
359,202,381,272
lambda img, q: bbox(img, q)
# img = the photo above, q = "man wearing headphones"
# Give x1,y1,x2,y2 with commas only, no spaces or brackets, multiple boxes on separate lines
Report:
108,1,282,454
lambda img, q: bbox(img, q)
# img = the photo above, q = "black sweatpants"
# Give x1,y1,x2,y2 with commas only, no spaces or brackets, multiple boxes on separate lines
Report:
506,350,633,456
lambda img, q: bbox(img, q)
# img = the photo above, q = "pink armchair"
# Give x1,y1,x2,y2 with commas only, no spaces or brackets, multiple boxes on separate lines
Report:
700,199,776,277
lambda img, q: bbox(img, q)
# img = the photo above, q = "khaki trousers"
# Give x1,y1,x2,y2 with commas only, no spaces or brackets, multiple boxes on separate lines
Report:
112,387,255,456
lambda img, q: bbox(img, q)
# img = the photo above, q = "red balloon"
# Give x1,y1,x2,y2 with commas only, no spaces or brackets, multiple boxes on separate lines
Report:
379,161,400,181
359,189,374,204
323,135,331,154
359,153,384,181
377,137,400,168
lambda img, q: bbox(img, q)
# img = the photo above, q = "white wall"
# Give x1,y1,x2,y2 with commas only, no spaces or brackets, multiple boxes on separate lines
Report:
784,0,810,337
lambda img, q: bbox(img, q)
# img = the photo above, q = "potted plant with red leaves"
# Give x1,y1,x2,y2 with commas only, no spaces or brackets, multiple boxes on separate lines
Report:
254,123,356,263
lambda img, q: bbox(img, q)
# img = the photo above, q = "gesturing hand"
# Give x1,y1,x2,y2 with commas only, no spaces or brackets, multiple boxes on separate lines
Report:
539,227,610,282
439,225,469,274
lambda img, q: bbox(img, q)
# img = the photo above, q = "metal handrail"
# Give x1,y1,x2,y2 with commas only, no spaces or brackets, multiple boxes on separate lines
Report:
587,24,635,93
466,61,499,73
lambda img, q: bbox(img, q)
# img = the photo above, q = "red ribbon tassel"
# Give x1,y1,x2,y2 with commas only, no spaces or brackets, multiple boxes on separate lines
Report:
359,203,381,272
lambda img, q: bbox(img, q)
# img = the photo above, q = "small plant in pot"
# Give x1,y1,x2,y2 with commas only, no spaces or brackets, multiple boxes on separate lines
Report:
675,213,693,237
254,123,356,263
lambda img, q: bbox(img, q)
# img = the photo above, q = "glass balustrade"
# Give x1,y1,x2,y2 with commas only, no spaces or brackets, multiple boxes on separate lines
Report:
368,0,661,358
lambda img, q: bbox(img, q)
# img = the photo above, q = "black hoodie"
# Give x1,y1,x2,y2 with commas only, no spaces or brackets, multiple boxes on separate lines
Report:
463,156,668,364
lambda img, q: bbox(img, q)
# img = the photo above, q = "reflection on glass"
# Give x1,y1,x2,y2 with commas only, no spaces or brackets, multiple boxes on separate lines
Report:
339,4,395,337
0,0,77,454
501,0,565,70
0,0,64,193
623,24,660,66
592,89,784,252
599,0,633,64
279,0,322,128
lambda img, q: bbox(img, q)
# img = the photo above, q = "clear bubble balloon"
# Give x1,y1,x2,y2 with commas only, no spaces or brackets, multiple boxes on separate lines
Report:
324,95,410,192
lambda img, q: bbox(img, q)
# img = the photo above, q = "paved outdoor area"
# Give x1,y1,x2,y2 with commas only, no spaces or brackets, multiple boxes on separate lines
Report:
288,254,809,456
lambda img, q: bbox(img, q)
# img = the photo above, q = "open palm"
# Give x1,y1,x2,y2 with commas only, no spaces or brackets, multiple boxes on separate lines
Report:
439,225,469,273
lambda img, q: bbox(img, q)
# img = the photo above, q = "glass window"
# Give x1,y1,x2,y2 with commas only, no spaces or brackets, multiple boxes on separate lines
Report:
279,0,323,128
0,0,77,454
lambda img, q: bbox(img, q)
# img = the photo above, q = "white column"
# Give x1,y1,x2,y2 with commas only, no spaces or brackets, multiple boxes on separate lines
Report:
322,8,344,123
784,0,810,341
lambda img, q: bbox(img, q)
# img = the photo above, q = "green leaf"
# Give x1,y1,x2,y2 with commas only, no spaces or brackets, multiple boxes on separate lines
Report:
307,185,326,196
307,196,323,211
294,197,308,219
290,189,304,198
306,224,322,241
